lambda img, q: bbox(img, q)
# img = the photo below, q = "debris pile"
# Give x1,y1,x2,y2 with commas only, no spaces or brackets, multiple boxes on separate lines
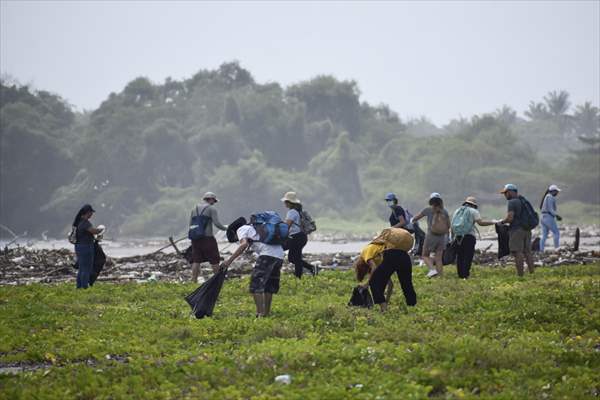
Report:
0,244,598,285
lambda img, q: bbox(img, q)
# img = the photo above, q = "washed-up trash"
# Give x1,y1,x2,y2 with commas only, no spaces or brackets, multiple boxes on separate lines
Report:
348,286,374,308
274,374,291,384
185,268,227,318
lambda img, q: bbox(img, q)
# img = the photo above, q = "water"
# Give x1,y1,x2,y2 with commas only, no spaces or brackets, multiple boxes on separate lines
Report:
1,235,598,258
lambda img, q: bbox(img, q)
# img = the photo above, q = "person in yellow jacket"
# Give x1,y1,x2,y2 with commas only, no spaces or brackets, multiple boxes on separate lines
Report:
354,228,417,311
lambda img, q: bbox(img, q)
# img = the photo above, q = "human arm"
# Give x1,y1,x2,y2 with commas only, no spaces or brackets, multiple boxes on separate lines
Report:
411,211,425,223
498,211,514,225
475,218,496,227
210,208,228,231
391,215,407,228
220,238,250,269
364,259,378,285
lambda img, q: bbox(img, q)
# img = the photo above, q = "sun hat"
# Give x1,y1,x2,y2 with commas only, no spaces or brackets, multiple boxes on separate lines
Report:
463,196,478,207
384,192,397,201
548,184,561,192
429,192,442,200
499,184,518,193
203,192,219,202
281,191,301,204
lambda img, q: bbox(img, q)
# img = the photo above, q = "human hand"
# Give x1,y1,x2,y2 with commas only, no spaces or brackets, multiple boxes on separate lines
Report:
97,224,106,232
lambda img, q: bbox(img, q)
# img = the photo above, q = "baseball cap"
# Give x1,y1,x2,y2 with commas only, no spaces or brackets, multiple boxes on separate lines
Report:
384,192,397,201
429,192,441,200
548,184,561,192
499,184,518,193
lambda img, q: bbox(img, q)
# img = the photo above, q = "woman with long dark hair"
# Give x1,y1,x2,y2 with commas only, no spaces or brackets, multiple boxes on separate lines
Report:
72,204,104,289
539,185,562,252
281,192,316,278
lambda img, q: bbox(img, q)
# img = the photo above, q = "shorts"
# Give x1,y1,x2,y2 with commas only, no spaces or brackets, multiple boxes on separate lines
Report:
509,228,532,254
191,236,220,264
250,255,283,294
422,233,447,255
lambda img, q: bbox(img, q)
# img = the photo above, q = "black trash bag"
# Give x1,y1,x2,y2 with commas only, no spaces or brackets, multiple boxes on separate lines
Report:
442,240,457,265
90,241,106,286
531,237,540,252
496,224,510,259
226,217,247,243
185,268,227,319
412,223,426,256
348,286,374,308
183,245,193,264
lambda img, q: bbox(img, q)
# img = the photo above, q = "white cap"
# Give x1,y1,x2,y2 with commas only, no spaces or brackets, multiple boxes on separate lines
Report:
429,192,441,199
548,184,561,192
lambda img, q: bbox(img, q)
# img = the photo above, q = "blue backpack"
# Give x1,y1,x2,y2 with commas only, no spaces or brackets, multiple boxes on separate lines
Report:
250,211,289,245
188,206,210,240
451,206,476,238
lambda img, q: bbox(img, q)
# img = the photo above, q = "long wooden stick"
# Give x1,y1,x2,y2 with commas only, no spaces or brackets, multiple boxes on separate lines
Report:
153,236,186,254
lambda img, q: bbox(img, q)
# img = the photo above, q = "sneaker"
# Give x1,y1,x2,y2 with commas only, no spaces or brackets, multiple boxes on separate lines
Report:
426,270,439,278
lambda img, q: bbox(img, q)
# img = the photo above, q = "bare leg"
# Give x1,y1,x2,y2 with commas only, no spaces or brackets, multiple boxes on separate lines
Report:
423,255,435,272
434,249,444,275
385,280,394,303
264,293,273,316
191,263,201,283
253,293,266,317
379,302,388,312
514,253,525,276
525,253,535,274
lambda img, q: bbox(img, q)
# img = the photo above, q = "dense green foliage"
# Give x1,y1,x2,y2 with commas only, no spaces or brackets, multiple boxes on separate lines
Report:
1,63,599,237
1,264,599,399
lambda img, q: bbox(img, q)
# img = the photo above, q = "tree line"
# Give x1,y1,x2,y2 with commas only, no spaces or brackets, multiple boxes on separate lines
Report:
1,62,598,237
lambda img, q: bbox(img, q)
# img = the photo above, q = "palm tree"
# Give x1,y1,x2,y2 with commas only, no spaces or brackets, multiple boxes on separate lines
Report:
524,101,549,120
573,101,600,137
494,105,517,125
544,90,571,117
543,90,573,136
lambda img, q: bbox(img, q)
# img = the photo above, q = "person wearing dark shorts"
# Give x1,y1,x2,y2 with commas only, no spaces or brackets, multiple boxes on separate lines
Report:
369,250,416,310
498,184,535,277
220,224,284,317
189,192,228,282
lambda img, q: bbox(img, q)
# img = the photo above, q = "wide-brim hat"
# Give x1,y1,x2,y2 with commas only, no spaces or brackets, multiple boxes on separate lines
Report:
203,191,219,202
463,196,478,207
281,191,301,204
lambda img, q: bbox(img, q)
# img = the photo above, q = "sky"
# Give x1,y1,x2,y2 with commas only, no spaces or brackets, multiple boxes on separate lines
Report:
1,0,599,125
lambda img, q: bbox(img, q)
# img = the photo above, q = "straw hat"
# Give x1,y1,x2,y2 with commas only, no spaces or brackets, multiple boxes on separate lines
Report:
281,191,301,204
464,196,478,207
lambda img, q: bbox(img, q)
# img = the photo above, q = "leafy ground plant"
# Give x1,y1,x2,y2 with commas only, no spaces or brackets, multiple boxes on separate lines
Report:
1,264,599,399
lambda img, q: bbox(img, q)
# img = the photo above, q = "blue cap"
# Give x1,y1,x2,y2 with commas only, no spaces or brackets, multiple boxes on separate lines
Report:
500,184,518,193
384,192,397,201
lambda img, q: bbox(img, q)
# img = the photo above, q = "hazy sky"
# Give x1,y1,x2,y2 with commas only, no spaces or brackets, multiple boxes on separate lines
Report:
1,1,598,125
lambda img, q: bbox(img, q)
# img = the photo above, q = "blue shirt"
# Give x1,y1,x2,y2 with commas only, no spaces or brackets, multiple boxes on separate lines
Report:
541,194,557,217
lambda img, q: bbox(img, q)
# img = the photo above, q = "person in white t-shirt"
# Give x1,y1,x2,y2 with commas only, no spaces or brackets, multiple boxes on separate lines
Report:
220,223,284,317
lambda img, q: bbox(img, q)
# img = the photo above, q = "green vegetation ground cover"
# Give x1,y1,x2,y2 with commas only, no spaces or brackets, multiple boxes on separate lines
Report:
1,264,599,399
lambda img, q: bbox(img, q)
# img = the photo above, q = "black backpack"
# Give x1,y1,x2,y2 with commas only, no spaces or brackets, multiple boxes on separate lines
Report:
519,195,539,231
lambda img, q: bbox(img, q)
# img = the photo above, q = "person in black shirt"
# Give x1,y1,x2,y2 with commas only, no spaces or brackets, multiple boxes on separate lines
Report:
385,193,408,229
72,204,104,289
